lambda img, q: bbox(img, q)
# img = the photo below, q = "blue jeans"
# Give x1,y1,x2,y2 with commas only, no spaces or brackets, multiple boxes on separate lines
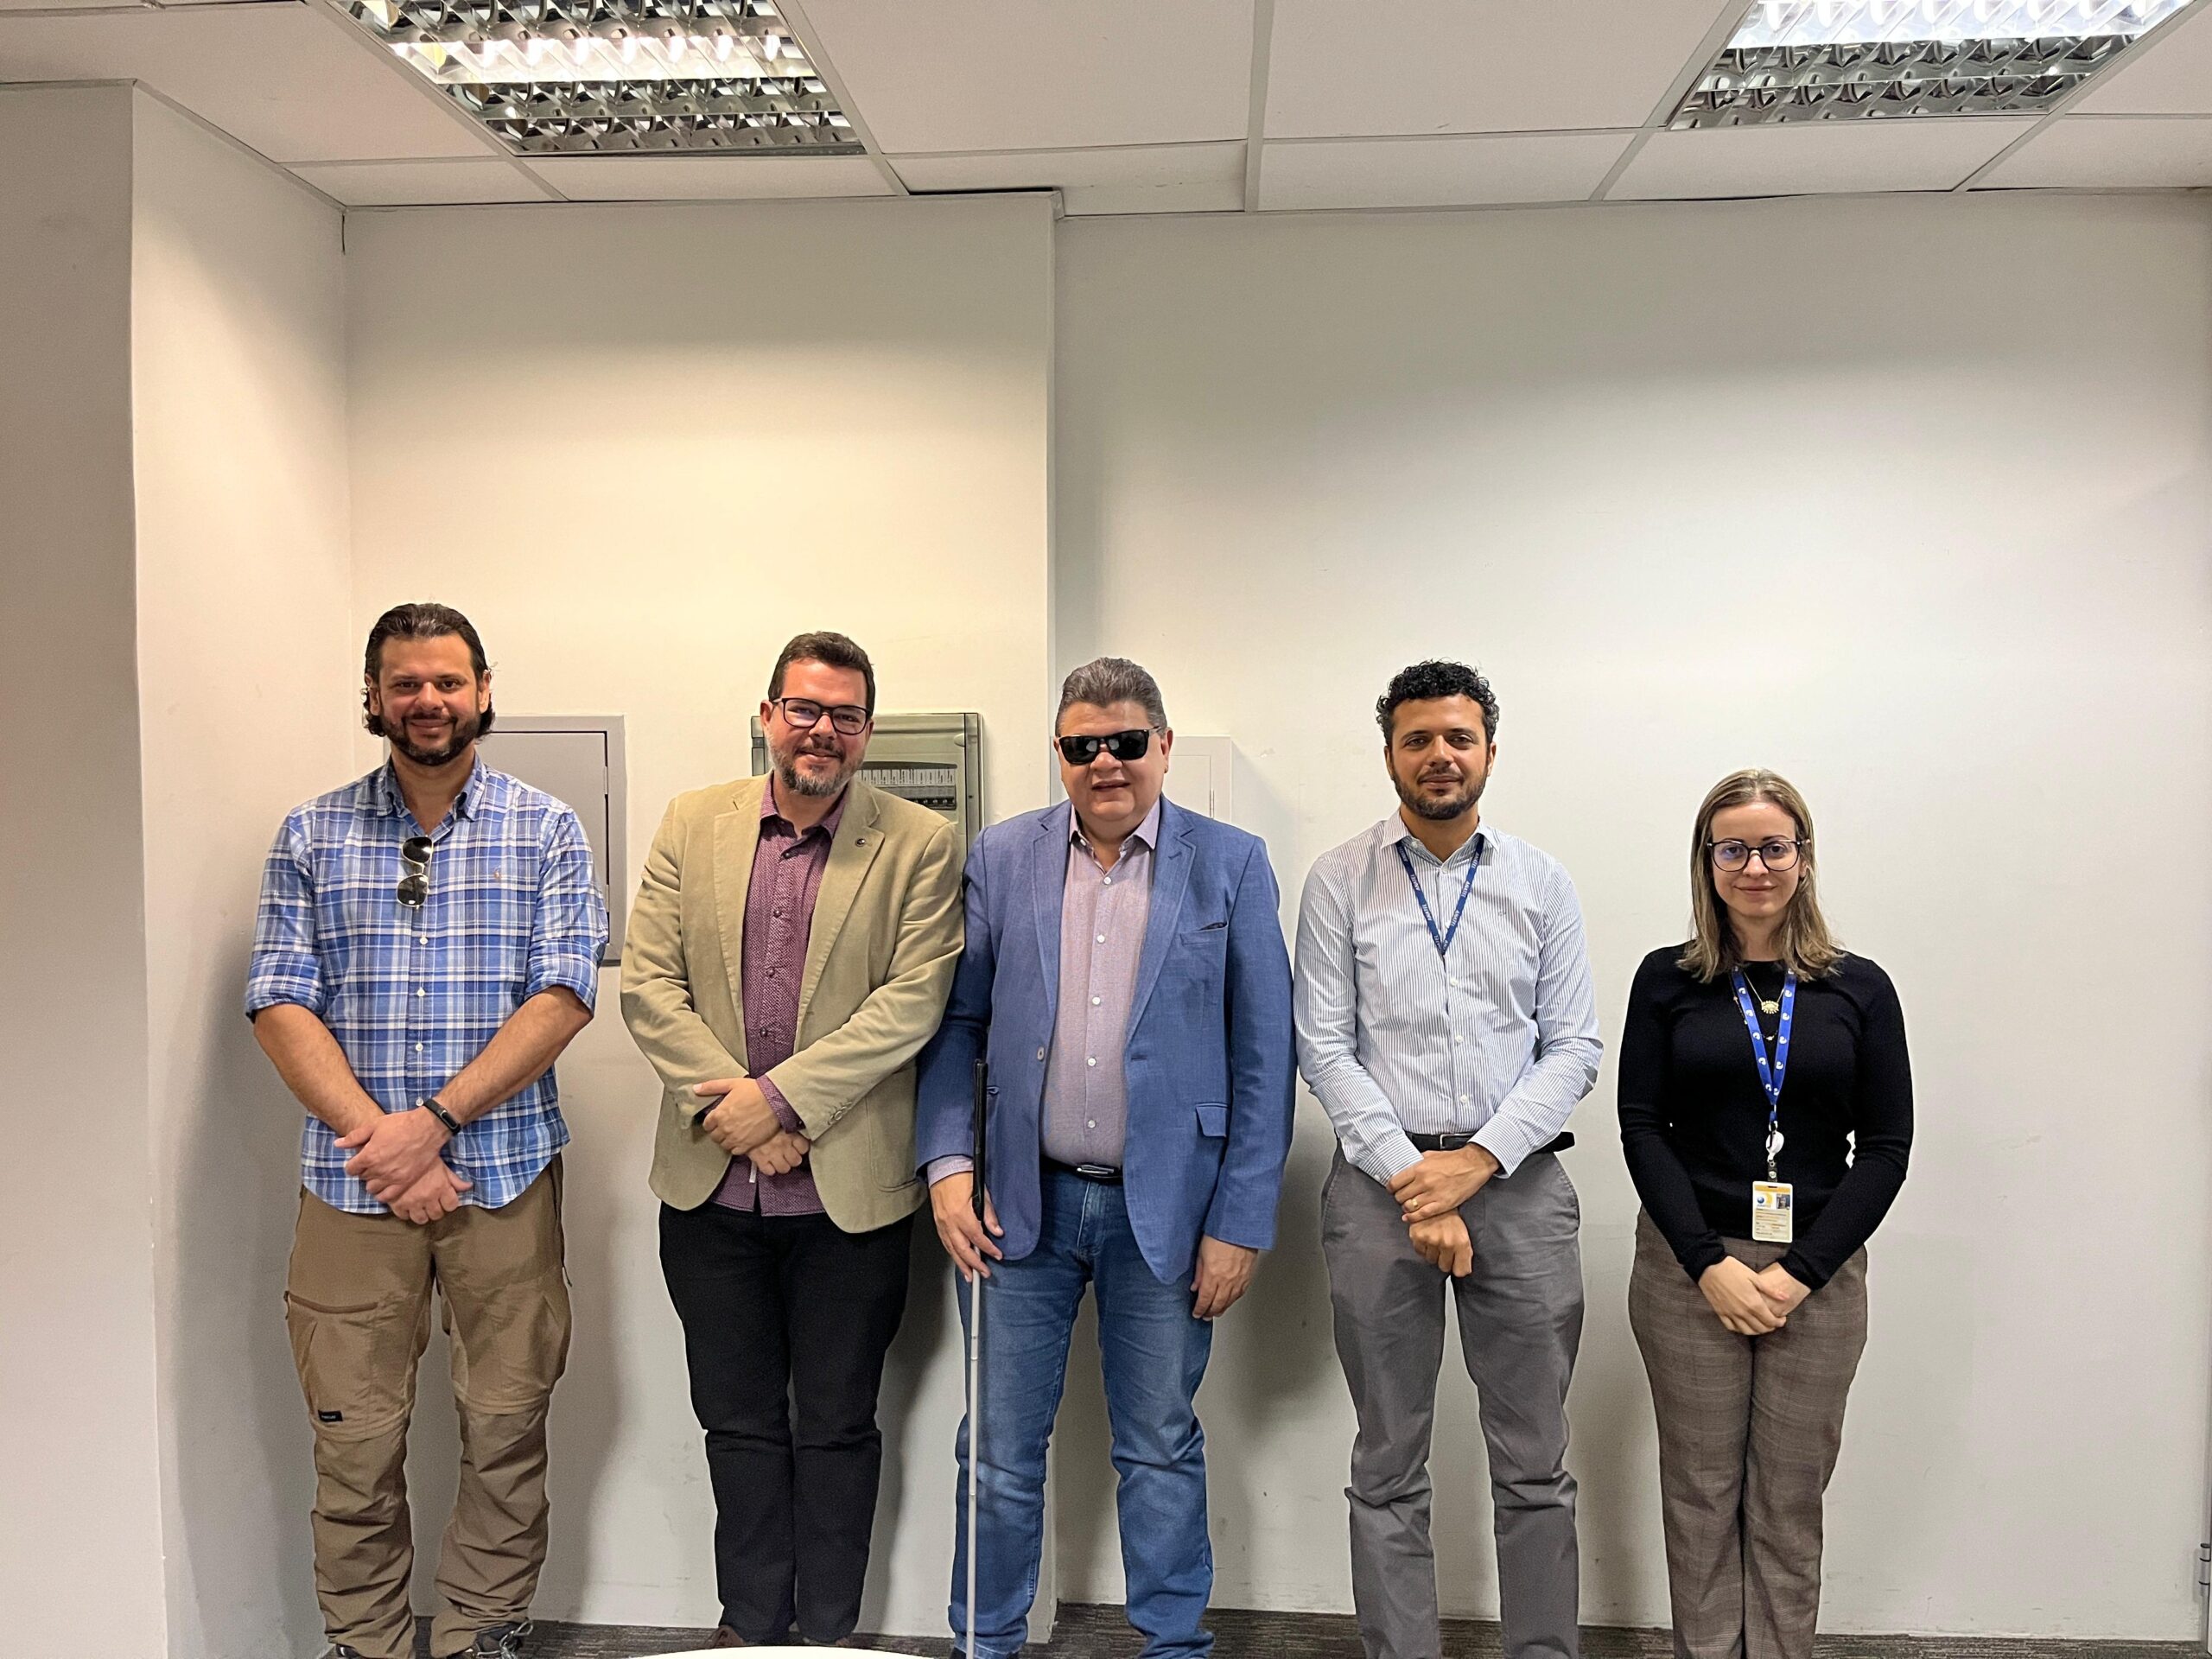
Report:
950,1168,1216,1659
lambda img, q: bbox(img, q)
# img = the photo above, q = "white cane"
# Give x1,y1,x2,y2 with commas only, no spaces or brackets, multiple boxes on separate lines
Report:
964,1056,989,1659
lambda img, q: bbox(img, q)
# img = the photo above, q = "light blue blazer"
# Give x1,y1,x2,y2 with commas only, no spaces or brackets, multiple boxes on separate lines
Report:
915,797,1295,1285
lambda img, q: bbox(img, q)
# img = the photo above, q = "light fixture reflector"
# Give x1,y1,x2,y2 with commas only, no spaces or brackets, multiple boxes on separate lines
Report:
334,0,868,156
1672,0,2202,127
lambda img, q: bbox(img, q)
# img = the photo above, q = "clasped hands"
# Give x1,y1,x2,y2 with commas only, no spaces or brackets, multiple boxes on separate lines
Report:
1696,1255,1810,1335
338,1106,469,1224
1389,1144,1501,1278
693,1077,811,1176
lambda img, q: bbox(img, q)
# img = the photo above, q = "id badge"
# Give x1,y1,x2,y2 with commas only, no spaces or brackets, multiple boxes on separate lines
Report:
1751,1181,1795,1245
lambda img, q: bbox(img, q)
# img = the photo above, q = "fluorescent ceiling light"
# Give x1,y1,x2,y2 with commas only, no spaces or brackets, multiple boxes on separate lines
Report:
333,0,868,156
1672,0,2202,127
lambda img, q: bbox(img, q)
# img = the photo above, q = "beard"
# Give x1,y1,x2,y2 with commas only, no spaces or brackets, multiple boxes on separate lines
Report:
1394,763,1485,823
773,733,859,799
387,702,484,768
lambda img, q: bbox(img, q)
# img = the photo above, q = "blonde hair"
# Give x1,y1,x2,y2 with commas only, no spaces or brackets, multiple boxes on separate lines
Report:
1680,768,1842,982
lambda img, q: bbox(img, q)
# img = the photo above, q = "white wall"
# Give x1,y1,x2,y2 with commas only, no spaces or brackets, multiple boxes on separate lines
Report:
131,91,354,1659
344,193,1058,1636
0,82,168,1659
1052,194,2212,1639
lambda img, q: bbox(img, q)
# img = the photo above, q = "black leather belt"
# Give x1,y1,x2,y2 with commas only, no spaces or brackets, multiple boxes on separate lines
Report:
1044,1157,1123,1185
1407,1130,1574,1156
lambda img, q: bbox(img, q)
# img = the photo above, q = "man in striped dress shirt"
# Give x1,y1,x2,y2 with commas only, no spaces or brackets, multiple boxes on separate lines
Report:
1294,660,1600,1659
247,603,609,1659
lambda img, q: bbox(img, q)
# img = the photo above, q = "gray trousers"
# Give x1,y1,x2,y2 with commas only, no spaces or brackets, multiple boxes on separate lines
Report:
1626,1211,1867,1659
1321,1147,1585,1659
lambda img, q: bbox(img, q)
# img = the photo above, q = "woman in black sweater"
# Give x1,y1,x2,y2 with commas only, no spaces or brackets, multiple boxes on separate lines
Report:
1619,768,1910,1659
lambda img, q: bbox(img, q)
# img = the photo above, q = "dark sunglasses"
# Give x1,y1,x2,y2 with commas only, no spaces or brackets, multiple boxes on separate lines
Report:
1057,728,1154,766
397,836,433,908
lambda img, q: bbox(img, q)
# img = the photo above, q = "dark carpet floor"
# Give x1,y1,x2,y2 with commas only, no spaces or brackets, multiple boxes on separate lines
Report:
526,1603,2200,1658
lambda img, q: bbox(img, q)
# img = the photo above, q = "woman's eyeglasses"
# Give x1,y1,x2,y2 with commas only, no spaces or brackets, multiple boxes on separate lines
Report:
397,836,434,907
1707,836,1802,873
1057,728,1154,766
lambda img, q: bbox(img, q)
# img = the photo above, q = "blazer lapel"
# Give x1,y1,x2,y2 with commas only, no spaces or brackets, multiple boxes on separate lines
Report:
1031,804,1069,1024
1127,800,1196,1033
798,782,885,1016
713,779,767,1071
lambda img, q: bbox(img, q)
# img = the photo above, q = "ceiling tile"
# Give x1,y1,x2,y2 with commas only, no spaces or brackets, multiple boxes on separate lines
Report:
1265,0,1737,139
797,0,1255,152
2072,3,2212,114
1610,118,2038,200
890,142,1243,213
292,156,556,205
1976,114,2212,188
0,2,494,161
524,152,893,201
1259,131,1634,210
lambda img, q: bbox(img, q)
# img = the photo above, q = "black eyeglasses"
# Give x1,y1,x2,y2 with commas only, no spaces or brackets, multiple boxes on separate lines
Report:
1057,728,1154,766
771,696,869,737
397,836,433,908
1708,836,1803,873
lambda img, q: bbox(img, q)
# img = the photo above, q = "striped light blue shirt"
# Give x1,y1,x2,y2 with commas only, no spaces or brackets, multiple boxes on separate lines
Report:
245,759,609,1213
1294,815,1600,1187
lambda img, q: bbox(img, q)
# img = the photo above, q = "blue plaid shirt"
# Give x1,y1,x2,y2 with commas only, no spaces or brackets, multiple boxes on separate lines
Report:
246,759,610,1213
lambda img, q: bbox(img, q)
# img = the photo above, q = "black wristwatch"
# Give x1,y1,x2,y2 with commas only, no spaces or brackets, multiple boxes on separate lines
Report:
421,1096,462,1137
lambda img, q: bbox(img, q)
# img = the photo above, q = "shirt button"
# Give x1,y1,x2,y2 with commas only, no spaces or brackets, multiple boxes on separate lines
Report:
416,1043,426,1053
1459,1093,1470,1104
773,906,785,918
416,987,426,998
1086,1057,1097,1067
1096,933,1105,944
1453,1034,1464,1046
1103,877,1112,887
1091,996,1102,1006
1037,1046,1047,1062
1087,1119,1096,1129
1449,976,1459,987
420,936,429,945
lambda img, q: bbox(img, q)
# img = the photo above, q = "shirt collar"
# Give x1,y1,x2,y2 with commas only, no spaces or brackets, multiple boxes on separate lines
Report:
1380,810,1486,868
763,774,849,838
372,753,497,823
1070,797,1163,855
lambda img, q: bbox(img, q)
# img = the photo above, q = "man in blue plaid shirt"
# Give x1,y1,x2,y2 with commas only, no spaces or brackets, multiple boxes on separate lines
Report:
247,602,608,1659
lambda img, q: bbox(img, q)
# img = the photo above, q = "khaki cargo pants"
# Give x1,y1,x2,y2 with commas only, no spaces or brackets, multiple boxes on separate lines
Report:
285,1160,570,1659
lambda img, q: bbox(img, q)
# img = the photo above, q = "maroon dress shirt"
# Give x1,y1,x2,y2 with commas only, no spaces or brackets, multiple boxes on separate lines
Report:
709,780,846,1215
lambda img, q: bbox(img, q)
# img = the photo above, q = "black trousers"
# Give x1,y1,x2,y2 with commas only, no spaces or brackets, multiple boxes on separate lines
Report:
658,1200,914,1644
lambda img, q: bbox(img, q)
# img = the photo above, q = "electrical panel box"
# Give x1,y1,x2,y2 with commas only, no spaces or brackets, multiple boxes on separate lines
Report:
752,711,983,851
476,715,626,968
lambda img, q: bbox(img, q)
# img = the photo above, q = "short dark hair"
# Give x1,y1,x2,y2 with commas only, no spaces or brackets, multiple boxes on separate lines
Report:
1058,657,1167,733
362,601,494,739
1376,659,1498,745
769,631,875,715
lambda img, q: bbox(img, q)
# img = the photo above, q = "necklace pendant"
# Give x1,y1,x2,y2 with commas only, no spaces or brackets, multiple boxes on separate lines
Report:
1760,999,1780,1015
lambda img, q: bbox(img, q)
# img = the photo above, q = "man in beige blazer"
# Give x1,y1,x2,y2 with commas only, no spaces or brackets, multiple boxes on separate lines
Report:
621,630,963,1649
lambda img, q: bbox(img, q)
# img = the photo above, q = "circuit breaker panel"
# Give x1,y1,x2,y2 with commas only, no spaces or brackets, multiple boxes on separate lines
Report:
752,711,983,851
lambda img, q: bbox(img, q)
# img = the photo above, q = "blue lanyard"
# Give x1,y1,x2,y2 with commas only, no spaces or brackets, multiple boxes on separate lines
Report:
1731,968,1797,1180
1395,837,1481,961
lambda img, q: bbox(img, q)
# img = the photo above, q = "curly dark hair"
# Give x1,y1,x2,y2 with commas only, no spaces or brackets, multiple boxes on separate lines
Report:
361,601,494,739
1375,659,1498,744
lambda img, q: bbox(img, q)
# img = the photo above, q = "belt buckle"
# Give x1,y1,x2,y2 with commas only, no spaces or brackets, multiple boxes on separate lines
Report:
1435,1132,1475,1152
1073,1162,1119,1181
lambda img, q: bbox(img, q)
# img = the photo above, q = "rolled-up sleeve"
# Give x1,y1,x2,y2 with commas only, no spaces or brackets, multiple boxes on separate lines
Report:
245,817,327,1019
526,808,610,1010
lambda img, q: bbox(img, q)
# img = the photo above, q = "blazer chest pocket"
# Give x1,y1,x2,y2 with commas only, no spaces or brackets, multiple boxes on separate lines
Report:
1194,1103,1229,1139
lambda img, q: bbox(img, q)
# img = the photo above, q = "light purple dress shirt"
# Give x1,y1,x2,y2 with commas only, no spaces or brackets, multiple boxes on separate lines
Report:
1039,802,1158,1167
710,780,846,1215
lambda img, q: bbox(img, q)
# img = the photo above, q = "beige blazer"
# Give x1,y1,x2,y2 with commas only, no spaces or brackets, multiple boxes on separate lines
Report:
620,774,963,1230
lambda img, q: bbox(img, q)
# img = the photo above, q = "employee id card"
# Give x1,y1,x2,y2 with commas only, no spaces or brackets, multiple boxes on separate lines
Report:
1751,1180,1794,1244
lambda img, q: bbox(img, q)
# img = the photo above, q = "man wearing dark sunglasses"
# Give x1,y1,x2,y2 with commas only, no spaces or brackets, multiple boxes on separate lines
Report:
916,656,1296,1659
245,602,609,1659
621,630,965,1650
